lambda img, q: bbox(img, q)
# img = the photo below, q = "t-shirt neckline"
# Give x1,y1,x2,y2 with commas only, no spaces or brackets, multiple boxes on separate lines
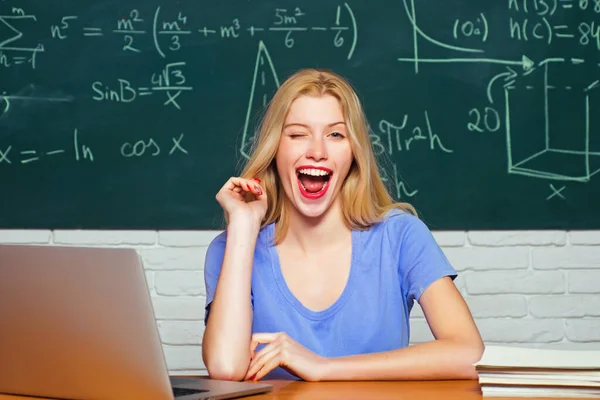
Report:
266,223,361,321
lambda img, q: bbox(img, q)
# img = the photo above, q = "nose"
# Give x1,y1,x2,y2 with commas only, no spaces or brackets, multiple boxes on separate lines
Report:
306,136,327,161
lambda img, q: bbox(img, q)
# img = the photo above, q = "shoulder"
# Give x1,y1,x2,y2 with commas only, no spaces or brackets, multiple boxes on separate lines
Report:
365,209,451,273
374,211,456,302
366,209,434,245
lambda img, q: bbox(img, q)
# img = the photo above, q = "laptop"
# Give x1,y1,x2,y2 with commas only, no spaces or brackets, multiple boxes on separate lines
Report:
0,244,273,400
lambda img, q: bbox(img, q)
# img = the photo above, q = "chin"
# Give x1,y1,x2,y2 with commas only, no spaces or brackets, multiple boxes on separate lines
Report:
294,202,331,219
291,182,338,219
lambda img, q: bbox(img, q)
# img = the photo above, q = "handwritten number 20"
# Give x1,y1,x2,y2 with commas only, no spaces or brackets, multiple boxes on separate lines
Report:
468,107,500,133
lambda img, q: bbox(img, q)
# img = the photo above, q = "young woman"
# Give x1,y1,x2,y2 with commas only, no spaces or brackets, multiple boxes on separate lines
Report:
202,69,484,382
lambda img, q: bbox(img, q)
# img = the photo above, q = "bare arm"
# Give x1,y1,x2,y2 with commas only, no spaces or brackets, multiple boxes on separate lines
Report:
202,177,266,380
202,219,259,381
321,277,484,381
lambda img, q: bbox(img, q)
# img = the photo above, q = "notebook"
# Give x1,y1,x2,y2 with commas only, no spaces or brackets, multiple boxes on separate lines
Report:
474,345,600,398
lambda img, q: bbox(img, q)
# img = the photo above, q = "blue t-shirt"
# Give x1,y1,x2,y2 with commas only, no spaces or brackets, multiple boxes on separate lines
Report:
203,211,457,379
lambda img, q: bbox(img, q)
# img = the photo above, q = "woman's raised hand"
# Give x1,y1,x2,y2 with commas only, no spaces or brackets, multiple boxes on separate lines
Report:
216,177,268,226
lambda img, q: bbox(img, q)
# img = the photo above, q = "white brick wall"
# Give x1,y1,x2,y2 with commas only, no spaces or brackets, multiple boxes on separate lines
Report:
1,229,599,374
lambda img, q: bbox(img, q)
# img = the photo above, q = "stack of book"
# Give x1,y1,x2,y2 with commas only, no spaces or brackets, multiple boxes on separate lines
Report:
474,345,600,398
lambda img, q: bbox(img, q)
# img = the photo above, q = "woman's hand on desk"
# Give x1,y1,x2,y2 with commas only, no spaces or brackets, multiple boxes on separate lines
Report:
244,332,328,382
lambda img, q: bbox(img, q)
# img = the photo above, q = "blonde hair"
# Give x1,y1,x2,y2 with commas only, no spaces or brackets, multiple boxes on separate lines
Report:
240,68,416,243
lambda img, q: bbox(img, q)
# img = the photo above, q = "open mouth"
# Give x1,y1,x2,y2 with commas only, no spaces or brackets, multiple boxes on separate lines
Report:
296,167,332,197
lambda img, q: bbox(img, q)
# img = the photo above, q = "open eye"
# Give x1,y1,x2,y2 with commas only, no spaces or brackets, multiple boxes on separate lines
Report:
329,131,345,139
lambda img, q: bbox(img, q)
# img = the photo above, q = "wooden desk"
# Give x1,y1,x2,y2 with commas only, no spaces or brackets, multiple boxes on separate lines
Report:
0,379,592,400
0,380,481,400
251,379,600,400
252,379,484,400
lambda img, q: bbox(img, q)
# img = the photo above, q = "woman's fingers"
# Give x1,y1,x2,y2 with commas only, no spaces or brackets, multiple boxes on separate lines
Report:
216,176,267,224
251,178,263,196
246,342,280,380
251,347,282,381
219,177,263,200
254,355,282,381
251,332,280,347
225,177,262,196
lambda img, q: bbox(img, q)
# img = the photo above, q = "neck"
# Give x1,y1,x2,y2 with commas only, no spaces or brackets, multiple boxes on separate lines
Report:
281,199,351,254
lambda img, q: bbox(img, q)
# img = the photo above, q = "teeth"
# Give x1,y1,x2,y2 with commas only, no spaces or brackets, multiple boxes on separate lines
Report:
297,168,330,176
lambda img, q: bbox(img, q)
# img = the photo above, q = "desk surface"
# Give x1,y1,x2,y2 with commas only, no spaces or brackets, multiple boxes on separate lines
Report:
0,379,593,400
252,379,600,400
253,379,485,400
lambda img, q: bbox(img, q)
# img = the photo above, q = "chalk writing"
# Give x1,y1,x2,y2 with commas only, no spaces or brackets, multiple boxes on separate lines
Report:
0,130,188,166
395,0,600,189
373,112,454,155
240,40,280,160
23,4,356,61
453,14,488,42
546,183,566,200
0,0,598,230
91,61,191,109
120,134,188,157
502,60,600,182
0,9,44,68
380,162,419,200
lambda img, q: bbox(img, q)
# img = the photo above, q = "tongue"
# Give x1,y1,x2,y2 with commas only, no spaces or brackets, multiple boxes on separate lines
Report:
299,175,327,193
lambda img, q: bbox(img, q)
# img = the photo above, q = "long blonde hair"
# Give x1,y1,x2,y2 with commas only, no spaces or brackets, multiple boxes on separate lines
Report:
240,68,416,243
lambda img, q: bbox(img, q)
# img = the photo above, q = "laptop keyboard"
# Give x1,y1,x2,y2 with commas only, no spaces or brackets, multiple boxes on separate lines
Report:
172,387,209,398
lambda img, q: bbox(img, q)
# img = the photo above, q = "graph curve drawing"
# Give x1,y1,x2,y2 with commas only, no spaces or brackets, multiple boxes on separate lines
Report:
395,0,600,185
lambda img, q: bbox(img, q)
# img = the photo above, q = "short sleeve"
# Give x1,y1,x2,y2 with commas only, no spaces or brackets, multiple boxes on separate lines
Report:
394,214,457,306
203,231,227,325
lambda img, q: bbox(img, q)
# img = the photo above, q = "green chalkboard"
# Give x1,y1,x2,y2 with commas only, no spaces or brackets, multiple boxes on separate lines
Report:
1,0,599,230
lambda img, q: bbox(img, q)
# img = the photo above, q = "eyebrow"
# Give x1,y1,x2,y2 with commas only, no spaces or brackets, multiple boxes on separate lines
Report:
283,121,346,129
